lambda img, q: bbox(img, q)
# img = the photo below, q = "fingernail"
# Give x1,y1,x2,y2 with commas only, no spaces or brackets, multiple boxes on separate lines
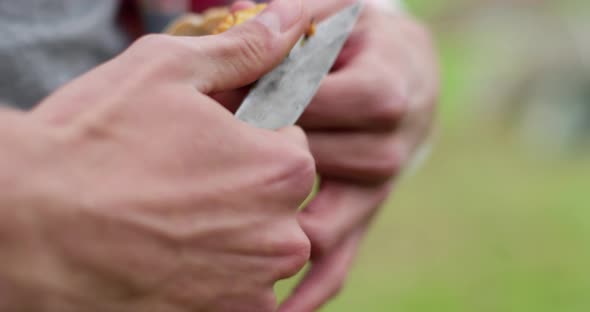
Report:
257,0,302,33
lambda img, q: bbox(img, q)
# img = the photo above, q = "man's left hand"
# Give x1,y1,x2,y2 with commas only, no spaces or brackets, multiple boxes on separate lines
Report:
279,1,439,311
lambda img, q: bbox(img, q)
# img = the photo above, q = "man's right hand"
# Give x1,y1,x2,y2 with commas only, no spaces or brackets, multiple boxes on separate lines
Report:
0,0,313,311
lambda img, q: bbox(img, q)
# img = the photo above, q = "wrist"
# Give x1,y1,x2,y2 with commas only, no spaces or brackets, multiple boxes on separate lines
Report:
0,112,73,303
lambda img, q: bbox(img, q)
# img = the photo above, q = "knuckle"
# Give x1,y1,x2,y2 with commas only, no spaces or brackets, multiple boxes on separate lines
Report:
303,219,336,257
238,27,272,59
134,34,170,49
127,34,193,76
369,98,408,127
356,74,383,103
343,139,405,183
273,223,311,279
256,291,278,312
132,34,181,57
223,25,273,74
277,149,317,202
236,290,277,312
364,77,409,127
372,143,406,180
259,132,315,206
285,126,308,145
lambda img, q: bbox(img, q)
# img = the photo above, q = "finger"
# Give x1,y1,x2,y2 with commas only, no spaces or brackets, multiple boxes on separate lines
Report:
279,228,364,312
308,130,408,183
230,1,257,13
277,126,310,151
298,180,390,258
302,0,357,21
330,26,366,72
193,0,311,93
210,88,249,113
298,59,409,130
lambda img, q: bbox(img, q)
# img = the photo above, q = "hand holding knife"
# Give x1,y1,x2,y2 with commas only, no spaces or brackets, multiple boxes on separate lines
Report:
167,2,362,130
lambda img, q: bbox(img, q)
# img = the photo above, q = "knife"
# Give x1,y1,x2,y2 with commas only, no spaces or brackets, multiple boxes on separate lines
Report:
235,2,363,130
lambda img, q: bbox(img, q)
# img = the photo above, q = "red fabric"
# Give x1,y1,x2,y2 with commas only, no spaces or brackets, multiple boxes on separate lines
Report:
191,0,229,12
118,1,144,39
118,1,232,38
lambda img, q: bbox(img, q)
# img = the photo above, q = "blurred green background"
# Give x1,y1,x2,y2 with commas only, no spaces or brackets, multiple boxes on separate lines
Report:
280,0,590,310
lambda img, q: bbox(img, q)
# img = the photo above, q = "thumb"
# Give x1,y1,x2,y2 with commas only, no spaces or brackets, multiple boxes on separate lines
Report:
192,0,310,94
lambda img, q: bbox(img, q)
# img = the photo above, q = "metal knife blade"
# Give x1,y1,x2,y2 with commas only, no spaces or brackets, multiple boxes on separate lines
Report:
235,2,362,129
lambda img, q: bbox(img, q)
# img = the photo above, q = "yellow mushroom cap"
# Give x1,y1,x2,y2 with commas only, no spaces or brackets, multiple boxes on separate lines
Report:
212,4,268,34
165,4,267,36
166,4,315,38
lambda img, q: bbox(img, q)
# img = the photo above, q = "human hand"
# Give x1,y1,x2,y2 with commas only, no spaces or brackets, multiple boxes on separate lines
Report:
1,1,316,311
279,1,439,311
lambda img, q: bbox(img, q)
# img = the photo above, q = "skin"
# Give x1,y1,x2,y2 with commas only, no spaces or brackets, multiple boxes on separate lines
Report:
283,2,439,311
0,1,316,311
224,1,439,311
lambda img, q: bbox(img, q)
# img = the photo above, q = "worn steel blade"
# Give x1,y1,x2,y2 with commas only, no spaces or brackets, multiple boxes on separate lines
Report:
235,2,362,129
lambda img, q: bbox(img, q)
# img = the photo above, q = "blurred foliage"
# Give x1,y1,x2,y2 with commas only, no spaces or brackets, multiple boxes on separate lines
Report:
278,0,590,311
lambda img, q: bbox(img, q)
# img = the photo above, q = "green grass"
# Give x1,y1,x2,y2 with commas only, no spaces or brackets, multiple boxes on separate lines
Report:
279,125,590,311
